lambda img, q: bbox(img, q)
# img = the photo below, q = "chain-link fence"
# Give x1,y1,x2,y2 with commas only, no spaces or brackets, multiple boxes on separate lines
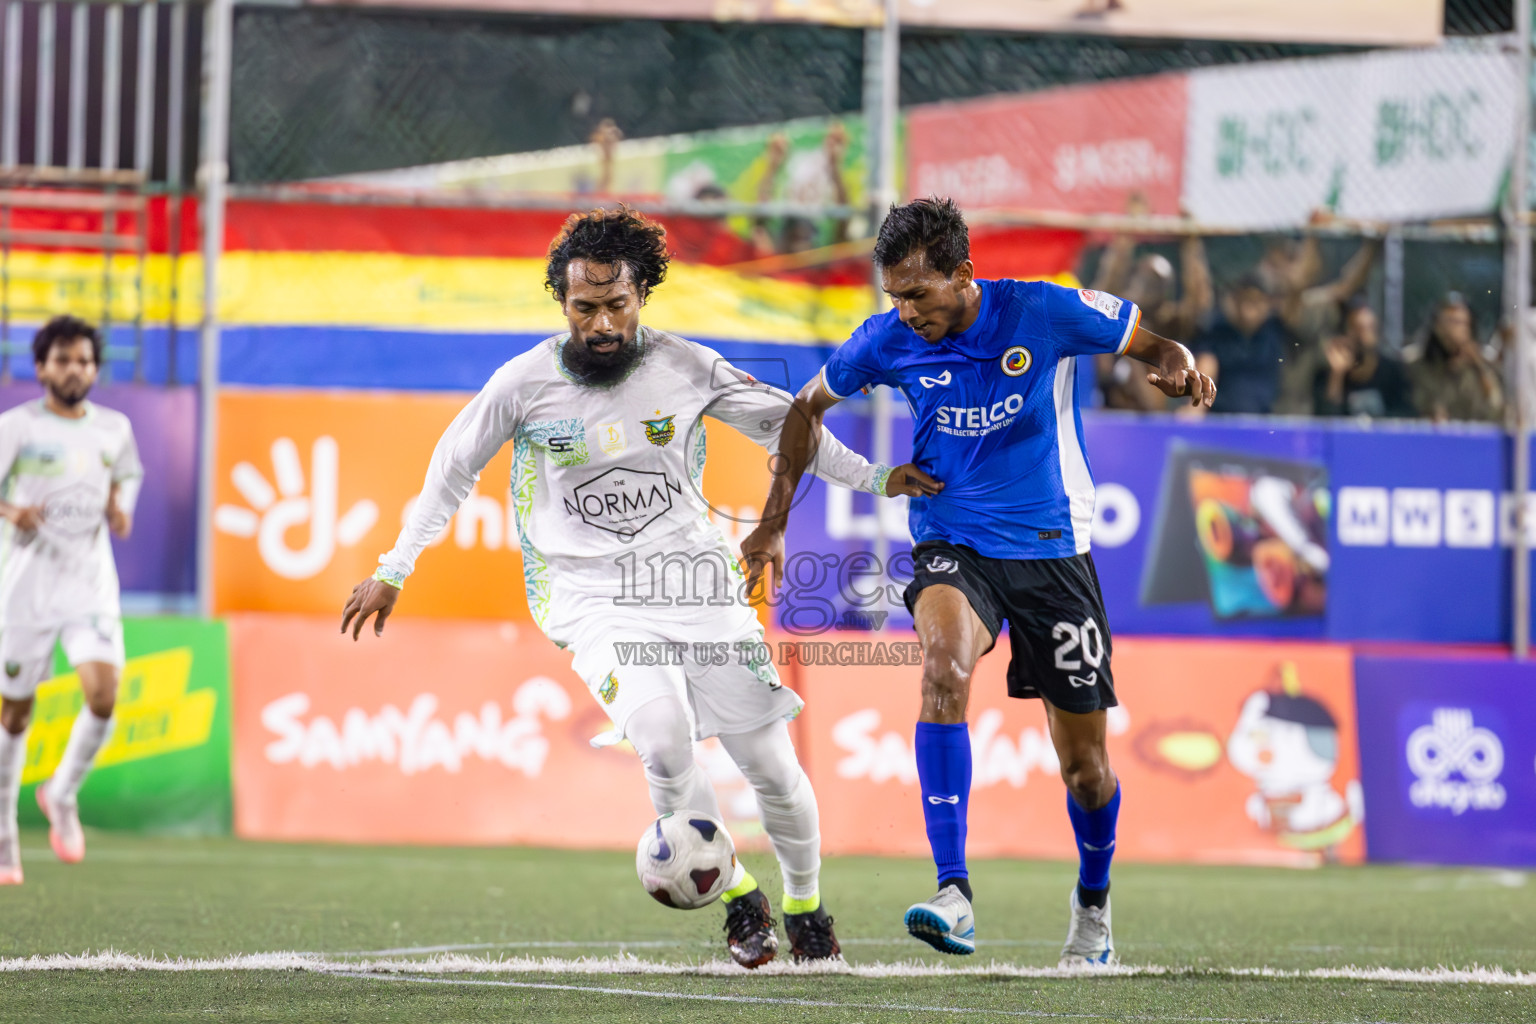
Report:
221,2,1529,427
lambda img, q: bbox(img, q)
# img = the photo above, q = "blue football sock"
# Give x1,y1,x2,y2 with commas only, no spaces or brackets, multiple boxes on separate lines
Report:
915,721,972,883
1067,780,1120,897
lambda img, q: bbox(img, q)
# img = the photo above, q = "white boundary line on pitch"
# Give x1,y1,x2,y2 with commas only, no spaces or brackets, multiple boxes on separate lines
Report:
1,952,1533,987
329,971,1515,1024
328,970,1311,1023
323,937,1066,956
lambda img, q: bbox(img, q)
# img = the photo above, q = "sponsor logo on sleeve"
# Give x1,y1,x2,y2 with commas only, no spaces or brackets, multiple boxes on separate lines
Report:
1078,289,1124,320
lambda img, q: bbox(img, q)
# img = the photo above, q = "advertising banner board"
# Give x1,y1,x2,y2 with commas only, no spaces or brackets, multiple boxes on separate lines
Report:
1356,655,1536,867
18,617,232,835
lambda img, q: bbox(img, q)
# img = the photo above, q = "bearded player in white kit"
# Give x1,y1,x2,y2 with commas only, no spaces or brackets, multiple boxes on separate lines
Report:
0,316,142,884
341,207,940,967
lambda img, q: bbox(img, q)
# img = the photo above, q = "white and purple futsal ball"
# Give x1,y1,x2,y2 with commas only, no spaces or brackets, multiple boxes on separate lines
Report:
635,811,736,910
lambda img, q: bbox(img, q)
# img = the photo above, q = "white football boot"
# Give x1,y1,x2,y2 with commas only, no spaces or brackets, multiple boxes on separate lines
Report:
0,828,20,885
1058,888,1117,969
904,883,975,955
36,781,85,863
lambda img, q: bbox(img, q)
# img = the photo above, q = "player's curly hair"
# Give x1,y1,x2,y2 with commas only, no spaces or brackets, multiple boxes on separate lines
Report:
32,314,102,365
544,206,671,303
873,196,970,277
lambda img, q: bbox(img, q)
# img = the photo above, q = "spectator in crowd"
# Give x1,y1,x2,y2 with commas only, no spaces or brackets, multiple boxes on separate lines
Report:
1404,293,1503,423
1191,274,1289,416
590,118,623,195
1258,230,1381,415
1091,197,1213,411
1312,297,1412,419
752,124,852,258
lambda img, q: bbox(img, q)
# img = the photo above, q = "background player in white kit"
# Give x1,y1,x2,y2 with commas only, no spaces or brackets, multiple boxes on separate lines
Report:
0,316,141,885
340,207,939,967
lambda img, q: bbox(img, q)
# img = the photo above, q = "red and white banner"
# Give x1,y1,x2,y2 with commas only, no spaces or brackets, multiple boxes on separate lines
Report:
907,75,1189,216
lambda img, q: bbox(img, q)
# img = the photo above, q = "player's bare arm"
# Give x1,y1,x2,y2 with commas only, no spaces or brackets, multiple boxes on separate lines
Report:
0,500,43,532
740,380,941,598
1126,325,1217,408
106,483,132,539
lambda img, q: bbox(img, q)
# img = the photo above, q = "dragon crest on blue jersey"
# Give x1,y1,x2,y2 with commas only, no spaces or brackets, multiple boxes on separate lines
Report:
819,279,1140,561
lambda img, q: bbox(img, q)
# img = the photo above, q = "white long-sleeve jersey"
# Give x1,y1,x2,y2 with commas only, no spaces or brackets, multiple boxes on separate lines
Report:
378,328,888,645
0,399,142,625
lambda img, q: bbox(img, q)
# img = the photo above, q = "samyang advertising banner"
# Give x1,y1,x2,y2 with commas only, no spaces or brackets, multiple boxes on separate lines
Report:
1355,655,1536,867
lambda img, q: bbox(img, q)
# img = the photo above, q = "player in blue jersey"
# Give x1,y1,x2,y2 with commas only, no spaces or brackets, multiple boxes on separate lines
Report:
742,198,1215,968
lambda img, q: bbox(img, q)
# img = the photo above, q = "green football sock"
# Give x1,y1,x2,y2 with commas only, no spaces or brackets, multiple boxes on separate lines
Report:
721,869,759,903
782,891,820,916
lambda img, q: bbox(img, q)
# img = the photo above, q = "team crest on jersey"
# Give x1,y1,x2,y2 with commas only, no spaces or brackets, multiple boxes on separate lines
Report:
4,662,18,678
1000,346,1033,377
597,421,627,456
642,414,676,447
599,671,619,705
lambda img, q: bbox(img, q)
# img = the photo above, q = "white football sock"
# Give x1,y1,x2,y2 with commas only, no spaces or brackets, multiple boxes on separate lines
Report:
50,709,112,805
0,726,26,839
719,720,821,901
626,697,722,821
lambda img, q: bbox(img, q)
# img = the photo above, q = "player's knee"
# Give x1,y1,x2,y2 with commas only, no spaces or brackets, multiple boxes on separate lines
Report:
920,654,971,703
0,698,32,733
628,699,695,779
86,690,116,718
739,759,803,800
1059,750,1112,807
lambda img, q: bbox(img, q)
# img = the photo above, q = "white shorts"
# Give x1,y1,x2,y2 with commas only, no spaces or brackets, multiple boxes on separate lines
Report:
568,610,800,742
0,616,124,700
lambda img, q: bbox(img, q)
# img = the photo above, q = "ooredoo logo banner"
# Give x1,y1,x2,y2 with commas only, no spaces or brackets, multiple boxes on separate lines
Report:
800,635,1363,865
1355,655,1536,867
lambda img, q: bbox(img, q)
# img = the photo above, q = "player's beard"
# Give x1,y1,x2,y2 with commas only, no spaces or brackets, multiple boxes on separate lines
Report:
44,376,92,408
562,332,643,387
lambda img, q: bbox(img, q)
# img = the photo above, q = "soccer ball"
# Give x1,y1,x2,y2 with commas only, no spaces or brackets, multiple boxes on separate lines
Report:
635,811,736,910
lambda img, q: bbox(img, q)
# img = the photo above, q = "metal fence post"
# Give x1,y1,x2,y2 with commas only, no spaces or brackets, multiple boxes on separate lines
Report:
197,0,233,617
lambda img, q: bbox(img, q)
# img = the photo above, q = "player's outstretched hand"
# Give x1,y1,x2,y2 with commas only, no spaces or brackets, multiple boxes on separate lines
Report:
1147,363,1217,408
884,463,943,499
3,505,43,532
739,524,785,603
106,487,132,539
341,578,400,641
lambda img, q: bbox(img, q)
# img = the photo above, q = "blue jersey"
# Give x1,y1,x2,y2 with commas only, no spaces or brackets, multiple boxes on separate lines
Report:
820,279,1140,561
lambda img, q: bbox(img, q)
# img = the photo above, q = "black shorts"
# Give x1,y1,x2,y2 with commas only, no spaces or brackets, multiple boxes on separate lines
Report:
903,541,1117,714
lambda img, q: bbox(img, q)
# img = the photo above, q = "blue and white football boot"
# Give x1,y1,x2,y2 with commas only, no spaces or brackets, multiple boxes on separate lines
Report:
1058,888,1117,969
903,883,975,955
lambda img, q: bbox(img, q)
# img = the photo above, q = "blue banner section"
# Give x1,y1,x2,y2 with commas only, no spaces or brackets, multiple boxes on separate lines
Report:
0,384,197,597
1355,655,1536,867
83,327,839,393
780,404,1528,645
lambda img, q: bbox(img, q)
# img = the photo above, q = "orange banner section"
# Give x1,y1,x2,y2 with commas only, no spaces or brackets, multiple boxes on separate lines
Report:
230,614,788,847
799,635,1363,867
213,388,771,618
230,615,1363,866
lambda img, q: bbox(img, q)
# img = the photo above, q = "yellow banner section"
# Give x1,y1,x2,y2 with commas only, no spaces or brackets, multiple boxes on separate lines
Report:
3,250,870,342
23,648,218,784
